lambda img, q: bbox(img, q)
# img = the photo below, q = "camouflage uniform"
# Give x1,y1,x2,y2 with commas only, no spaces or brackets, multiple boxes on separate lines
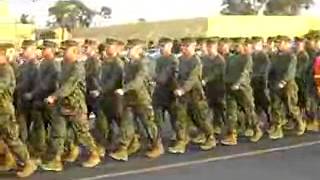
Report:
295,50,310,111
269,50,305,138
45,61,97,160
251,50,271,122
95,56,124,146
153,54,179,134
201,53,226,132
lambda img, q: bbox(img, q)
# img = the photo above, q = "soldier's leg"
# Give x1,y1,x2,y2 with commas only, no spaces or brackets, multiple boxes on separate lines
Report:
306,94,320,131
221,90,238,146
236,87,262,142
212,99,226,135
29,110,46,157
168,100,189,154
69,113,100,168
95,103,109,155
269,90,285,139
16,111,28,143
0,115,37,177
283,82,305,136
41,113,66,172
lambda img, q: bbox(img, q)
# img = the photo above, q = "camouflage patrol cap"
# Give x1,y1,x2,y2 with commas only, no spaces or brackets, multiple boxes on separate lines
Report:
294,37,305,43
0,43,14,55
276,36,291,43
21,40,36,49
251,36,263,43
126,38,146,48
180,37,196,45
158,37,174,44
196,37,207,44
105,37,121,45
206,37,219,45
84,39,97,46
40,40,57,49
62,40,79,49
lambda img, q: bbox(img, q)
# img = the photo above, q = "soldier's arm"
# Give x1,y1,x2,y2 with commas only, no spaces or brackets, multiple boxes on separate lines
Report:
234,56,252,86
0,66,15,91
283,54,297,82
180,60,201,92
123,61,148,92
52,64,82,98
262,53,271,81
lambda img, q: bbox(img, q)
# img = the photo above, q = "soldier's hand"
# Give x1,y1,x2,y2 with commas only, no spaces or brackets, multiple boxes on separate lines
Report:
278,81,287,89
45,96,57,104
174,89,184,97
23,93,33,100
201,80,206,86
231,84,240,91
115,89,124,96
90,90,100,98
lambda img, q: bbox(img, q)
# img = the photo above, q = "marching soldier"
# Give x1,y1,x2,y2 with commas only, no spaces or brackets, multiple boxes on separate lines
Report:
41,40,101,171
0,43,37,177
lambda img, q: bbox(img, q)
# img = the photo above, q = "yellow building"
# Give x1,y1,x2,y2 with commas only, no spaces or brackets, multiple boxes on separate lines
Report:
0,0,36,44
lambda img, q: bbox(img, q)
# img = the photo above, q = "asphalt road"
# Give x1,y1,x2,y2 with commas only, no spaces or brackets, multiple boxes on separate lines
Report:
1,132,320,180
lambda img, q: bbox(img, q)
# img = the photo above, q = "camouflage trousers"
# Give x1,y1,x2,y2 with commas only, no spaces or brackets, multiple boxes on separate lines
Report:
95,95,123,146
45,111,97,161
0,113,30,162
270,80,302,126
296,78,308,109
119,104,159,148
251,77,271,122
225,84,258,132
173,93,214,142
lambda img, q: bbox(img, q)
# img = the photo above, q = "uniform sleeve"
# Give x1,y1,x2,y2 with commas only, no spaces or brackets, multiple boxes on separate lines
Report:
234,56,252,86
283,54,297,82
101,60,124,92
181,60,201,92
0,66,15,92
52,64,82,98
123,61,148,92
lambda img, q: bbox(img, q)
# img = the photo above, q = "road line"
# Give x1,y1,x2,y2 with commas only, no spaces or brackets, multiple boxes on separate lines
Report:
77,140,320,180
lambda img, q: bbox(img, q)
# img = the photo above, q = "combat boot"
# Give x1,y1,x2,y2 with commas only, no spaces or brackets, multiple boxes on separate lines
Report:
109,146,128,161
168,140,188,154
0,151,17,171
97,145,106,158
127,134,141,156
250,126,263,143
295,119,306,136
40,155,63,172
268,125,284,140
221,130,237,146
145,140,164,159
306,120,319,132
63,144,80,163
16,159,37,178
82,150,101,168
244,128,254,137
283,120,295,130
200,135,216,151
191,133,206,144
213,126,222,135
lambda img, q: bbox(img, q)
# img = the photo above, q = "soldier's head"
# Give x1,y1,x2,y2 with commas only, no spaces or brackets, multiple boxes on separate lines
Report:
63,40,80,63
294,37,305,52
218,38,231,55
21,40,37,61
197,37,208,55
158,37,173,56
276,36,292,52
83,39,97,57
105,38,120,58
206,38,218,56
41,40,57,60
243,38,253,55
314,36,320,50
0,43,14,64
180,37,197,57
127,39,146,60
252,36,264,51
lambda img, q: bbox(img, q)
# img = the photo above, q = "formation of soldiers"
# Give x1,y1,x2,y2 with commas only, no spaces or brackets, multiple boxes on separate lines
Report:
1,32,320,178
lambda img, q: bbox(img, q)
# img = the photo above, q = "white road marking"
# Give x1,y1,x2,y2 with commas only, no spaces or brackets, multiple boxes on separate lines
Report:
77,140,320,180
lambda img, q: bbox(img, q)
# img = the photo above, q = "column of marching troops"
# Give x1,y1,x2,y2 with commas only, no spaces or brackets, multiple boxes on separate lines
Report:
1,33,320,178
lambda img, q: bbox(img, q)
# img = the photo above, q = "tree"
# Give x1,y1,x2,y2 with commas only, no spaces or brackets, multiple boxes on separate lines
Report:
47,0,112,31
220,0,313,15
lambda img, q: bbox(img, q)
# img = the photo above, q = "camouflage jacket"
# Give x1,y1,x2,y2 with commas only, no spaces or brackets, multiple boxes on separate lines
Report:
201,53,225,86
0,63,16,115
252,50,271,80
85,56,101,92
225,54,253,87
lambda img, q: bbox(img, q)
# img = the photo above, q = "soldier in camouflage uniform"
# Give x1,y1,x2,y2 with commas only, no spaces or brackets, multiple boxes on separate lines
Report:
110,39,163,161
94,38,124,157
251,37,271,125
201,38,226,135
0,43,37,178
268,36,305,140
41,40,100,172
16,40,39,143
221,39,263,146
168,37,215,154
152,37,179,139
23,41,60,159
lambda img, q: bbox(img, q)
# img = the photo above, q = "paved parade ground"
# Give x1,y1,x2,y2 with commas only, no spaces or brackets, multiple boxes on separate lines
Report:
1,132,320,180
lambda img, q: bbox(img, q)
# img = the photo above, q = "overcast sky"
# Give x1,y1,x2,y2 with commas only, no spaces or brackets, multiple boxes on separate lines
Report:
7,0,320,27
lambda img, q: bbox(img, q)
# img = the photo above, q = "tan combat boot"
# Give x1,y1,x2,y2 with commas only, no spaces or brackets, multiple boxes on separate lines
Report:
221,130,238,146
16,159,37,178
127,134,141,156
145,139,164,159
0,150,17,171
109,146,129,161
40,155,63,172
63,144,80,163
82,150,101,168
